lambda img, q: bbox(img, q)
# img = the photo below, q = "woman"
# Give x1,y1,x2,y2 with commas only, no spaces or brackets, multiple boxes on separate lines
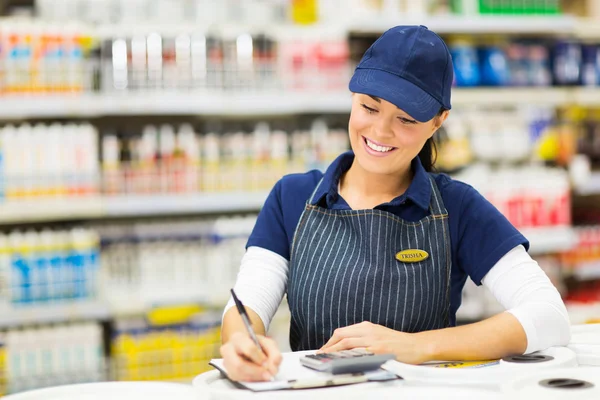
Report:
220,25,571,382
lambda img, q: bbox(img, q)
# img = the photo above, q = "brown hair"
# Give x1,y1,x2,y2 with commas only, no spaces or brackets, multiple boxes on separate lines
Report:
418,107,446,172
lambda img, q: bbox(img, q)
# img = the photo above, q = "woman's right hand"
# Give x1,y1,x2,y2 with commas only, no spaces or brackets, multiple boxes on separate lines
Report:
220,332,282,382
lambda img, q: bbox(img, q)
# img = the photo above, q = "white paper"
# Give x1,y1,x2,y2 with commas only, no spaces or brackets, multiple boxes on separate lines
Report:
209,351,397,392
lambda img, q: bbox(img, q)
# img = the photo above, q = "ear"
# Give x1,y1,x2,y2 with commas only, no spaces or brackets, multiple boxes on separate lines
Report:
432,110,450,132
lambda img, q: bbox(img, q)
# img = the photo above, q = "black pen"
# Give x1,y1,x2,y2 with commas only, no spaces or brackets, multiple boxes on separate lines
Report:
230,288,265,354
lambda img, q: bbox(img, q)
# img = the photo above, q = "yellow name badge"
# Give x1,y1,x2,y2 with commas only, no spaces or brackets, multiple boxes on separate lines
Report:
395,249,429,263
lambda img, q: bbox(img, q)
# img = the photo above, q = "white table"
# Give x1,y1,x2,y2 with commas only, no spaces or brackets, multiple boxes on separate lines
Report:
1,382,197,400
192,369,504,400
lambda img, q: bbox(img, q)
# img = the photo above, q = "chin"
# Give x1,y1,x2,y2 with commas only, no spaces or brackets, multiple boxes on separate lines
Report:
353,148,399,176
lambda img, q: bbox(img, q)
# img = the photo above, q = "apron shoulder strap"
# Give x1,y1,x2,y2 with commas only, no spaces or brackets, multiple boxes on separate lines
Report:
308,177,326,205
428,174,448,217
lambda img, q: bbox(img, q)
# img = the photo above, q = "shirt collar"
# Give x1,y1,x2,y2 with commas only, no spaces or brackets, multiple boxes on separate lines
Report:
313,151,432,211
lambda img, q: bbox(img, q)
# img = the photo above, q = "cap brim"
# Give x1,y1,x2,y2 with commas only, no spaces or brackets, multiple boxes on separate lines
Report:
349,68,443,122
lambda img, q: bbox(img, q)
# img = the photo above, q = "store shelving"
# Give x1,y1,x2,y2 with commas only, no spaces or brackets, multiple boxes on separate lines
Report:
572,88,600,107
567,302,600,324
1,88,599,119
348,15,577,36
574,171,600,196
573,17,600,40
0,92,352,119
0,197,104,224
0,301,110,329
522,226,578,255
103,192,268,218
451,87,574,107
0,192,269,224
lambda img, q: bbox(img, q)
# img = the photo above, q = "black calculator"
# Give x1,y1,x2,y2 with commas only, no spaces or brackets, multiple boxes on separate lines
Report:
300,349,396,375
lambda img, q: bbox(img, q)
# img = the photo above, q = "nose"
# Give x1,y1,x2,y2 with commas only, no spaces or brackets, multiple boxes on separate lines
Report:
371,115,395,139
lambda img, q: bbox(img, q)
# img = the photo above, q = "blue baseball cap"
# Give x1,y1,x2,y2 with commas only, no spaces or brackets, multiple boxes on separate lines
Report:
349,25,453,122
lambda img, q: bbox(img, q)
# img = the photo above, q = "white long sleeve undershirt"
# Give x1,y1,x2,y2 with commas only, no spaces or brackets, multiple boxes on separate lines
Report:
224,245,571,354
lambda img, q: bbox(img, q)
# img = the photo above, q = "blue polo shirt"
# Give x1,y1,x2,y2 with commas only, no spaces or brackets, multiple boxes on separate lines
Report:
247,151,529,326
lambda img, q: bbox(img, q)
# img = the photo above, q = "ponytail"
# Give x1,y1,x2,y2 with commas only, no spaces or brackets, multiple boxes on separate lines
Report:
418,138,437,173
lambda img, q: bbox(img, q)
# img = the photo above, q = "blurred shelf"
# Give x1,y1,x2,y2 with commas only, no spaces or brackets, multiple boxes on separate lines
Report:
348,15,576,35
521,226,578,255
574,171,600,196
0,197,104,224
573,88,600,107
0,92,352,119
103,192,268,217
573,18,600,40
567,302,600,324
0,192,268,224
0,301,110,329
451,87,572,106
2,88,599,119
568,262,600,281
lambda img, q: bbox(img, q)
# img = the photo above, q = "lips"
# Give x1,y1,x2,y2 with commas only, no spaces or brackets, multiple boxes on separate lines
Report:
362,135,397,157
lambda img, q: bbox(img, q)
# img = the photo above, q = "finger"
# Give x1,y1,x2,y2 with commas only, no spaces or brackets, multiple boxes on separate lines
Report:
221,344,272,382
258,336,282,375
320,324,365,351
321,337,371,353
231,333,268,366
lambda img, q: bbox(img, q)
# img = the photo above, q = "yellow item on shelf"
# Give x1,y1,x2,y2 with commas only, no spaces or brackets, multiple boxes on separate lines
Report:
536,127,559,162
291,0,318,25
146,304,204,326
0,338,5,396
112,312,221,382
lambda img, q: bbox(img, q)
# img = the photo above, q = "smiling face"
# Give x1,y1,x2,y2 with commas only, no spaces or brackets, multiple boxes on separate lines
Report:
348,93,448,177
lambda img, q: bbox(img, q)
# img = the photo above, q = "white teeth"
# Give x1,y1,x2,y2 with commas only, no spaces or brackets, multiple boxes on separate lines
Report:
365,138,393,153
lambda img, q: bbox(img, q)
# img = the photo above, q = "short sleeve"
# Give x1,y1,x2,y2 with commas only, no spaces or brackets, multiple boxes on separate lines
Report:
246,180,291,260
456,185,529,286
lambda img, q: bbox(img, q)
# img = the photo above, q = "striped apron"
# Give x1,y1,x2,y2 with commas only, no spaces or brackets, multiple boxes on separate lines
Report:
287,175,451,351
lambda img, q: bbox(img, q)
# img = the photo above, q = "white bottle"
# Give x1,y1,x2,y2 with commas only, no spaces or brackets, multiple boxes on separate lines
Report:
36,327,53,381
79,124,100,195
55,231,72,300
6,330,23,392
21,330,38,385
53,325,72,376
62,124,79,197
0,234,11,308
47,123,64,197
0,125,16,199
24,231,42,304
16,124,33,198
32,124,47,197
8,231,25,304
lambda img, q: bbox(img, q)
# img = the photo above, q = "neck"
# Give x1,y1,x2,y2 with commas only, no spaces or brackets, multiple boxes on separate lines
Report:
340,158,413,208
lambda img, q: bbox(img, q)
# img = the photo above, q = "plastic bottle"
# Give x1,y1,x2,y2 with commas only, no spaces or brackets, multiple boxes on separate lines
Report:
25,231,47,304
79,124,100,195
9,231,27,304
17,124,34,198
0,235,10,308
102,134,121,195
69,229,89,299
62,124,79,196
6,330,22,393
449,36,481,87
56,231,72,300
